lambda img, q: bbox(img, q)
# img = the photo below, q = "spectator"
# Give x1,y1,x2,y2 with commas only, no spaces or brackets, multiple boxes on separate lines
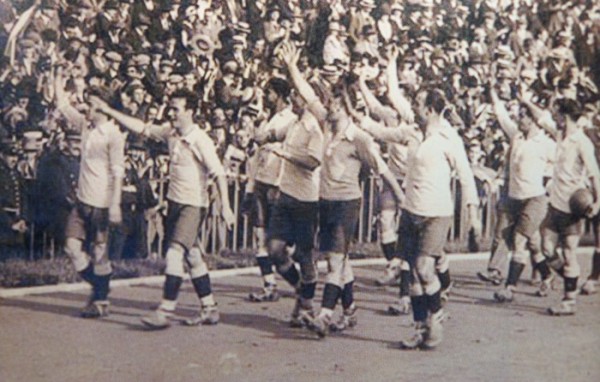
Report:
109,137,157,260
0,138,28,259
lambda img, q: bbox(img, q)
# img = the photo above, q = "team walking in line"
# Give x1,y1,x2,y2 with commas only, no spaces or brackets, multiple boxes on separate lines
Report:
54,39,600,350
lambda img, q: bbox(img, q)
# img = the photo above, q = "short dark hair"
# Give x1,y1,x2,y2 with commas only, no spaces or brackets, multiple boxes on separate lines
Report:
425,89,446,114
88,85,117,108
267,78,291,99
556,98,582,120
170,88,198,110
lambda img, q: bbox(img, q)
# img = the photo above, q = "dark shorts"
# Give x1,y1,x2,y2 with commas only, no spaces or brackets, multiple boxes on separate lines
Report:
397,210,451,263
252,181,280,228
319,199,361,253
65,202,109,244
542,204,584,237
164,201,206,252
268,192,318,251
503,195,547,244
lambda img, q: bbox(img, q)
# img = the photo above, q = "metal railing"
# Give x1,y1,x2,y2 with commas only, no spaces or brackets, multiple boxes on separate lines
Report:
20,172,560,260
196,173,501,256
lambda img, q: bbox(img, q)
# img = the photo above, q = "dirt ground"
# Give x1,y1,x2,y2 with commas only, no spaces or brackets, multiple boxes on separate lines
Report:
1,250,599,382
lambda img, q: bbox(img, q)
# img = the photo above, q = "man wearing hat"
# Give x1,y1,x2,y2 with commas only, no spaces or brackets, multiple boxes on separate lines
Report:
109,137,157,260
89,40,109,73
0,139,28,259
31,0,61,34
323,21,350,67
349,0,376,44
125,13,152,53
35,130,81,258
104,51,125,93
149,3,174,43
54,68,126,319
96,1,119,42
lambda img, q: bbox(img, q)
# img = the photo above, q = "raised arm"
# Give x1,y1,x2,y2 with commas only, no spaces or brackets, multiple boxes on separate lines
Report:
277,41,328,125
520,95,558,139
357,74,398,127
90,96,168,142
360,117,415,144
53,67,87,131
386,46,415,124
490,87,519,140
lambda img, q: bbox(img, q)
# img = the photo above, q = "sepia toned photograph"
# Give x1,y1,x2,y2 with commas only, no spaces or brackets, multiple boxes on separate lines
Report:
0,0,599,381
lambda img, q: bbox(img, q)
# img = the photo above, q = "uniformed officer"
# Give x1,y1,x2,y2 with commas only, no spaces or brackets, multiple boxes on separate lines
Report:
35,131,81,257
0,139,28,259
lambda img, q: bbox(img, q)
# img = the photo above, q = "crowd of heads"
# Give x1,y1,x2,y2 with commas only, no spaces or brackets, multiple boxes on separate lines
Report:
0,0,599,175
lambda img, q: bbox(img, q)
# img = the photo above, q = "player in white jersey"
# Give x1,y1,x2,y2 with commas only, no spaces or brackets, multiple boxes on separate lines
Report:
538,98,600,315
93,89,235,329
55,69,125,318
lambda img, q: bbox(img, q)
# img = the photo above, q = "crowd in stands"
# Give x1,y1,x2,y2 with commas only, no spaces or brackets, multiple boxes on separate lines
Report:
1,0,599,260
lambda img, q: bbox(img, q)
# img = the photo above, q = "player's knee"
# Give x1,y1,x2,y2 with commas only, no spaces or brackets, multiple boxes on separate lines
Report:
325,252,344,287
415,256,439,291
531,251,545,264
400,259,410,271
92,242,112,275
268,240,288,267
341,259,354,285
165,244,185,277
65,238,89,272
563,249,581,278
380,210,397,244
436,254,449,273
541,240,555,258
526,240,541,257
188,247,209,278
513,232,529,252
512,250,529,265
410,280,424,296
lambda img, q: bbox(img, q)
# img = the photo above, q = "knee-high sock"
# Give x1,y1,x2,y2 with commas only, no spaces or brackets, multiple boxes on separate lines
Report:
163,274,183,301
506,261,525,287
341,281,354,310
411,295,427,323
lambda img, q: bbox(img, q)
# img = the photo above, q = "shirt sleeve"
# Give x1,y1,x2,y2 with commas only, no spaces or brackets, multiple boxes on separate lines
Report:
197,133,226,178
492,99,519,140
273,111,297,141
361,119,413,144
57,104,87,133
305,115,324,163
355,131,389,175
144,123,171,142
447,134,479,207
580,137,600,180
108,127,126,178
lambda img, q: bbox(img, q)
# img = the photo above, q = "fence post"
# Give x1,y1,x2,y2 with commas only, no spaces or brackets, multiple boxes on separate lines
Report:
367,175,375,243
358,180,365,243
232,178,239,252
158,176,166,259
